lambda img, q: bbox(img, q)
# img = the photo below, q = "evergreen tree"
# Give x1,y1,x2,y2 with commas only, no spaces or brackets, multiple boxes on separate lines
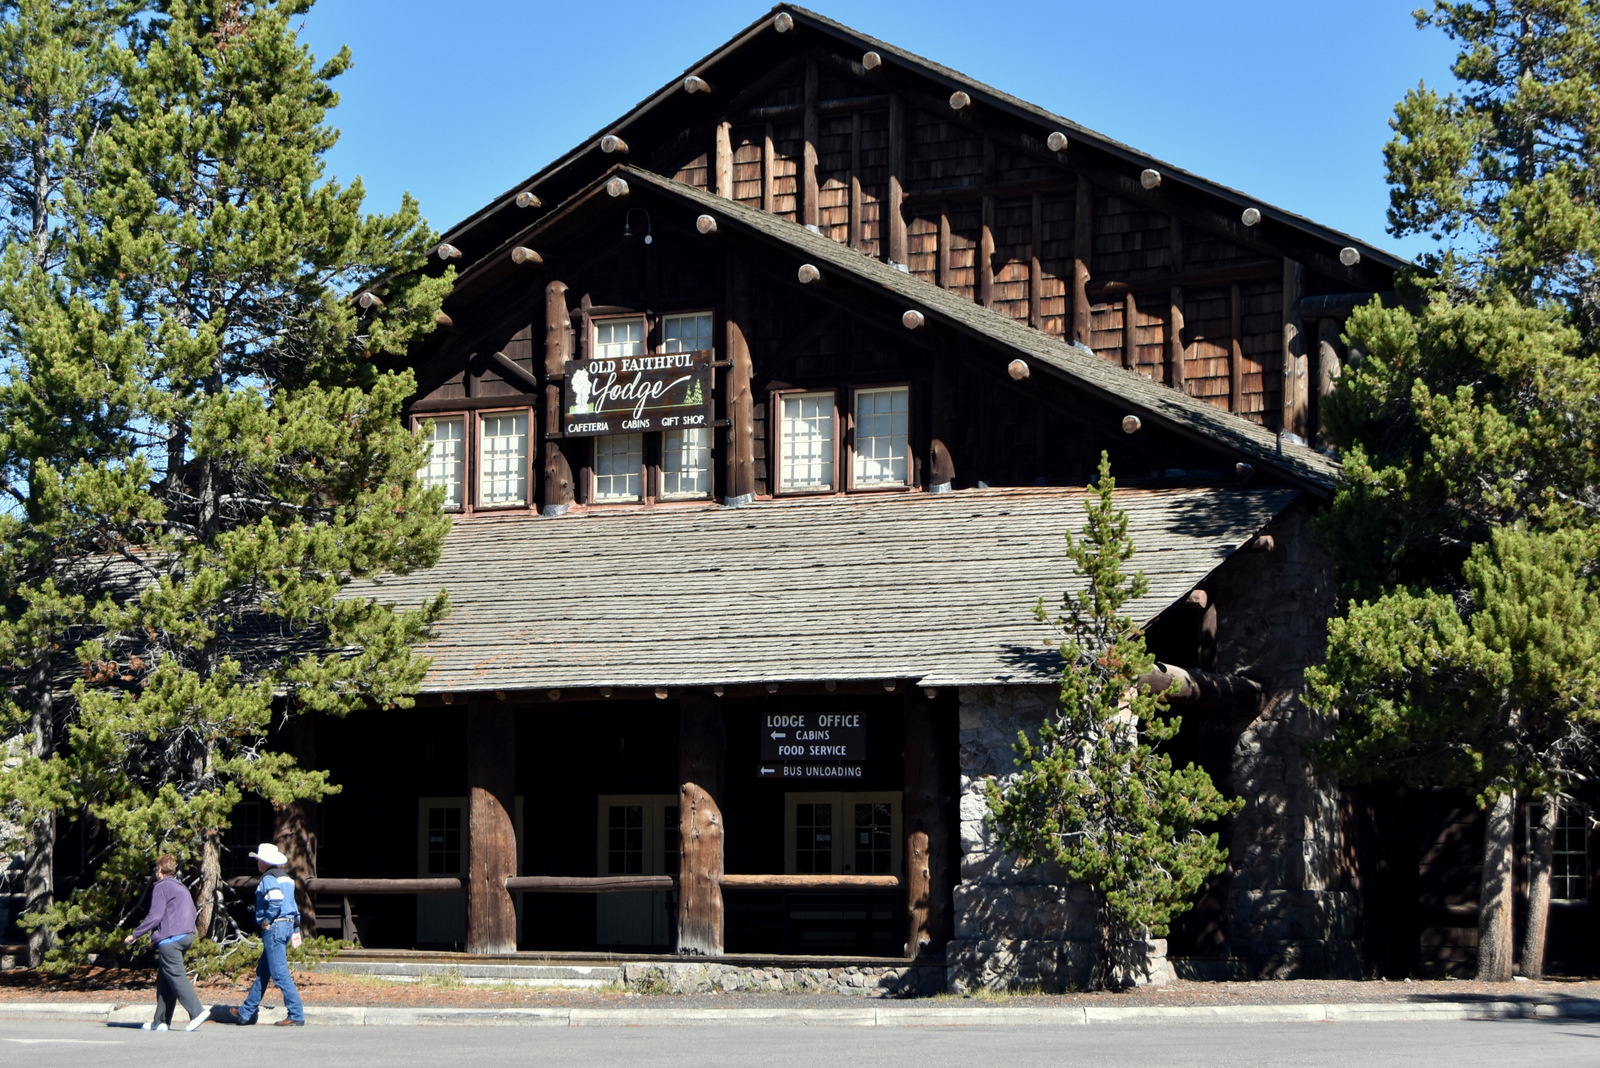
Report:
1,0,453,966
986,453,1240,989
1314,0,1600,980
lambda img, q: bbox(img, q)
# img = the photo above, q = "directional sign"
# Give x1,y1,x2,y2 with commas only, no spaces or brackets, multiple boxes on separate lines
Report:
757,764,865,781
759,711,867,763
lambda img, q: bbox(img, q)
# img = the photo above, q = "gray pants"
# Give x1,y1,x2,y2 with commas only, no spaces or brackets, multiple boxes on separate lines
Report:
153,934,203,1026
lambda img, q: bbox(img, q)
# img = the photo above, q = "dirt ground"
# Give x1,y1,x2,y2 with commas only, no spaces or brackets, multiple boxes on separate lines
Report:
4,966,1600,1012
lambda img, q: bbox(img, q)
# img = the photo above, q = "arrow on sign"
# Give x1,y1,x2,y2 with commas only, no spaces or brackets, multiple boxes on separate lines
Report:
758,766,776,776
769,731,786,740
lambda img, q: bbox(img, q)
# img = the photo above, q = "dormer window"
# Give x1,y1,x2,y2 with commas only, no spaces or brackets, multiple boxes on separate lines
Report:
773,384,912,495
421,416,465,510
415,408,533,512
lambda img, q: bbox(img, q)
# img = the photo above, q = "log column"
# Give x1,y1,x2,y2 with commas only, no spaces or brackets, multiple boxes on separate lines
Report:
273,714,320,938
903,691,951,958
678,694,726,956
802,57,820,229
543,281,574,515
1315,317,1342,446
1281,259,1306,438
1072,177,1093,346
466,700,517,955
714,121,734,199
887,95,907,265
725,240,755,503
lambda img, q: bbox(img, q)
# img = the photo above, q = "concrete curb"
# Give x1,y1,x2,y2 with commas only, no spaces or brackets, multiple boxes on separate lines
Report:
3,999,1598,1028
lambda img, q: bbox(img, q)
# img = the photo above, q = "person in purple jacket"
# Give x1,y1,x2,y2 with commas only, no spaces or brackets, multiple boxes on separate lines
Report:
124,853,211,1031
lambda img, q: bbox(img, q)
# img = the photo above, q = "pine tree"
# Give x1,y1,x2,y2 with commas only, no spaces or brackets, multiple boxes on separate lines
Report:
986,453,1240,989
1,0,453,965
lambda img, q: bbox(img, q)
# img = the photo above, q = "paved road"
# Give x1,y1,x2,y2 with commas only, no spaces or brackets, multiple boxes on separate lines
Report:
3,1018,1600,1067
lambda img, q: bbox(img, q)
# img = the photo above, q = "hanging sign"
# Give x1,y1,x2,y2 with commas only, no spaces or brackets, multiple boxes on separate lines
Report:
562,349,713,437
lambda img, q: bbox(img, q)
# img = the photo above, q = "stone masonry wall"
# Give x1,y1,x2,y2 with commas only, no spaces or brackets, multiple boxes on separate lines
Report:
1203,499,1360,978
949,684,1170,992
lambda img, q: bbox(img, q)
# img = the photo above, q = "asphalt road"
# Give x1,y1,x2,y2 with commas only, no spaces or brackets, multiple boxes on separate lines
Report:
3,1018,1600,1067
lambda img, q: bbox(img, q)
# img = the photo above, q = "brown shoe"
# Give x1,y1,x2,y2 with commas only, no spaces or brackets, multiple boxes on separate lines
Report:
273,1018,305,1026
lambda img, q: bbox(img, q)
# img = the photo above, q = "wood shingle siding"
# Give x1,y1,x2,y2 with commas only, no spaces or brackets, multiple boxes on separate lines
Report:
352,484,1295,694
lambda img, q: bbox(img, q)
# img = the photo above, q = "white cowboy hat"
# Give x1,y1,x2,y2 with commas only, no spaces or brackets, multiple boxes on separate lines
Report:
248,843,289,866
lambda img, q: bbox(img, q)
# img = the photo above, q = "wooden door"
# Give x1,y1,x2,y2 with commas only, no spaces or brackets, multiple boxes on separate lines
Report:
596,795,678,946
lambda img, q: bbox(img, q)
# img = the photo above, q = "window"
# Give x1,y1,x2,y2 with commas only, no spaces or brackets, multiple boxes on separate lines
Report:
595,316,645,360
478,411,529,507
594,433,644,502
661,427,710,499
778,391,836,493
784,792,901,876
852,387,909,488
1530,801,1590,902
420,416,465,509
662,312,714,353
596,795,678,947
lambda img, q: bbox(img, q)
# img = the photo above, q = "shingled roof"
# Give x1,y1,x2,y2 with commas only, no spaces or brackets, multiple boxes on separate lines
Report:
353,484,1295,694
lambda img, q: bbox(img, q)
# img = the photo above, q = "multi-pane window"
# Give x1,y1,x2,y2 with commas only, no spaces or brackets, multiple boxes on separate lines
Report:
607,804,646,875
662,312,714,353
595,317,645,360
661,428,709,499
594,433,644,501
478,412,528,507
794,802,834,874
1532,802,1592,902
421,416,465,509
853,387,909,488
426,806,462,876
779,392,835,492
787,792,901,876
853,801,895,875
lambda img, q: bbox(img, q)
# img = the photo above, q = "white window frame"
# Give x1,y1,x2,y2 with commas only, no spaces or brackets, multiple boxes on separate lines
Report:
418,414,467,511
476,409,530,509
784,791,902,877
1530,800,1591,903
774,389,839,495
593,432,645,502
848,385,912,491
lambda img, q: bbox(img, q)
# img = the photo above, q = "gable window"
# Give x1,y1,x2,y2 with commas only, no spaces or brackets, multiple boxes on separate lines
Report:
421,415,465,510
595,316,645,360
663,311,714,354
478,411,529,507
852,387,909,488
777,391,836,493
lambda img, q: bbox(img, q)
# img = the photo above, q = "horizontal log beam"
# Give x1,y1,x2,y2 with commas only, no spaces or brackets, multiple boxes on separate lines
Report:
719,874,901,890
506,875,674,893
225,876,465,894
1138,663,1262,711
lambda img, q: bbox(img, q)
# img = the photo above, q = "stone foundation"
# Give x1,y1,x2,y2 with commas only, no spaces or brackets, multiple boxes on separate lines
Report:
621,961,944,997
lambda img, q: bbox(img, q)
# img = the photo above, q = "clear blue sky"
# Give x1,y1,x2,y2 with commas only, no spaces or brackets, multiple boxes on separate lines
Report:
296,1,1461,262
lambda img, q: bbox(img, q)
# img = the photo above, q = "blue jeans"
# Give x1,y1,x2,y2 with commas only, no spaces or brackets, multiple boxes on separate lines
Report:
239,922,303,1023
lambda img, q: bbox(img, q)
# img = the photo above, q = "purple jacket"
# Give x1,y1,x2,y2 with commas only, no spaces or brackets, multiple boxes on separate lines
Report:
130,877,197,943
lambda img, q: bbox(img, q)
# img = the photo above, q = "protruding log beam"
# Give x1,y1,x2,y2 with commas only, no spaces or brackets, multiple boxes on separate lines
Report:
514,190,541,209
605,177,629,197
1007,359,1030,380
714,121,733,199
802,57,820,229
948,90,971,110
1282,258,1307,438
678,695,725,956
1338,246,1361,266
543,281,573,515
1047,131,1069,152
435,243,461,260
1121,414,1142,434
1140,168,1161,189
1138,663,1262,711
1072,178,1093,345
466,701,517,955
902,309,925,329
862,50,882,70
600,134,628,154
888,95,907,265
510,246,542,266
696,214,719,235
1241,207,1261,226
683,75,712,94
356,291,383,309
772,10,793,31
797,263,822,285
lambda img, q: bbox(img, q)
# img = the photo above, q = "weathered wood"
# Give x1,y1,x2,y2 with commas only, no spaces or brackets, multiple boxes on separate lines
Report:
466,701,517,954
1198,604,1218,672
1521,795,1559,979
762,123,775,213
1087,262,1278,301
727,244,755,501
1122,291,1137,371
678,695,725,956
888,95,907,265
714,121,733,199
1168,285,1185,391
937,211,950,289
1282,259,1306,438
1137,663,1261,711
1073,178,1093,345
802,57,820,228
979,194,995,308
1316,317,1342,445
1230,282,1244,414
849,110,863,249
1029,193,1042,328
273,715,319,937
506,875,674,893
719,874,901,890
543,281,573,512
930,350,954,488
903,691,950,957
309,878,463,894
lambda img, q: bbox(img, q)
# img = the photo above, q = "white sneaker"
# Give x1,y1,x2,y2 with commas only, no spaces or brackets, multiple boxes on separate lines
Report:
141,1022,169,1031
185,1006,212,1031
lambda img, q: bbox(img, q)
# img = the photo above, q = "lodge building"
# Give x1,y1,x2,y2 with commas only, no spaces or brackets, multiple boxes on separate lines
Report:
212,7,1591,987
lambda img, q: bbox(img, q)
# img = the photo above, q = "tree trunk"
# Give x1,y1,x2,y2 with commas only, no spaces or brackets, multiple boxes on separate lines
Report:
24,686,54,967
194,827,223,939
1519,794,1558,980
1476,790,1516,981
275,716,320,938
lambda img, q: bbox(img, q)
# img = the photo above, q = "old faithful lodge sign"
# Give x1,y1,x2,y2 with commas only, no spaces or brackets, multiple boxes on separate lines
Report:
758,711,867,780
562,349,713,437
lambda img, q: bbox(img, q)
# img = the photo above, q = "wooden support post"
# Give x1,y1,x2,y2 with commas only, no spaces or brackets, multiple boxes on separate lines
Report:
714,121,733,199
1121,292,1138,371
979,194,995,308
466,700,517,955
1073,177,1093,346
1029,192,1043,328
802,57,820,228
937,210,951,290
762,123,775,213
888,95,907,265
849,110,863,249
1316,317,1342,446
273,715,319,938
1229,282,1244,414
903,691,950,958
1168,285,1185,391
929,350,955,489
725,242,755,501
678,695,725,956
1281,258,1306,438
542,281,574,514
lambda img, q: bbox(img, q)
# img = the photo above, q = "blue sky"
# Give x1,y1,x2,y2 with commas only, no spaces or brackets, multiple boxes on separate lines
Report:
296,1,1461,262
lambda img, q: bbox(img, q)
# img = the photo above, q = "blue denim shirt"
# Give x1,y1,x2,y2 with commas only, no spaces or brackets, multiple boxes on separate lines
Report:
254,867,300,928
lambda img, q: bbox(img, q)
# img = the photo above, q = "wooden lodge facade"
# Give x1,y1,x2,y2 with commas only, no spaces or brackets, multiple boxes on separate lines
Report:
208,7,1592,987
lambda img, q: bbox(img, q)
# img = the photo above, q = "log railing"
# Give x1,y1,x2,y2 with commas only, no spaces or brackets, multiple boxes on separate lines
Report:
504,874,900,893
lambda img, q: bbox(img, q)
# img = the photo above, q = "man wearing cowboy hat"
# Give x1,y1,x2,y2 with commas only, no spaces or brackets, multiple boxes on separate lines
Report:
223,843,306,1026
